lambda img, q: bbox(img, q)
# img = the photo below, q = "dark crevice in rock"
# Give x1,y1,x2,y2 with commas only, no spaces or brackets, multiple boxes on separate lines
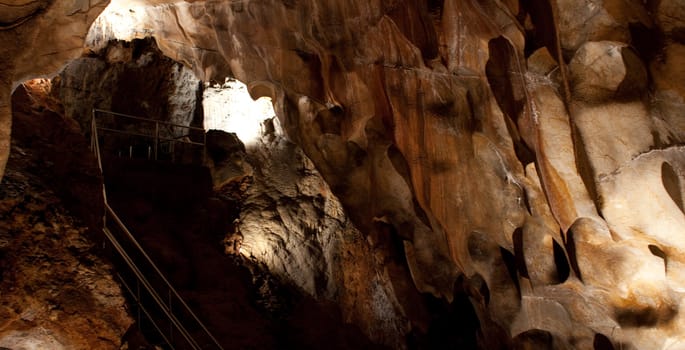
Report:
661,161,684,214
512,227,530,279
486,37,524,124
469,273,490,306
552,238,570,284
427,0,444,21
191,80,204,129
615,47,649,102
520,187,533,215
649,244,668,273
564,228,582,282
407,280,480,350
500,247,521,297
386,144,433,228
629,22,664,62
512,329,555,350
572,123,602,218
346,140,366,167
486,36,535,166
520,0,559,59
672,27,685,44
387,144,413,184
593,333,615,350
513,139,537,170
614,302,678,328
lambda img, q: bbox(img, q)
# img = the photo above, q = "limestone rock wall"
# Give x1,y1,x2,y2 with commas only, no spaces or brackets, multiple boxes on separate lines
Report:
10,79,105,234
0,0,108,181
85,0,685,347
204,80,417,347
56,38,201,132
238,117,410,347
2,0,685,348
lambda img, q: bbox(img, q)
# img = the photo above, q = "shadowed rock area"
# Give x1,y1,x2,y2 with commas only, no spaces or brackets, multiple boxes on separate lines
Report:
0,140,131,349
1,0,685,348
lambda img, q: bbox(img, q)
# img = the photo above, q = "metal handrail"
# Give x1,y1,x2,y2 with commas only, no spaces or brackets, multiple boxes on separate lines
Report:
93,108,206,131
104,226,196,348
91,113,104,175
116,272,176,349
105,203,224,349
92,109,207,163
96,127,206,146
90,109,223,349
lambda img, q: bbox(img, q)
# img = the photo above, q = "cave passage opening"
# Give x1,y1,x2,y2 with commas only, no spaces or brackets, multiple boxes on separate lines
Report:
202,77,276,147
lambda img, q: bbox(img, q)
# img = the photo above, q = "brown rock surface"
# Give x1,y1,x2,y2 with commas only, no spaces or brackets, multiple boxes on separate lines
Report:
0,143,132,349
56,38,202,131
238,117,412,347
2,0,685,348
0,0,107,180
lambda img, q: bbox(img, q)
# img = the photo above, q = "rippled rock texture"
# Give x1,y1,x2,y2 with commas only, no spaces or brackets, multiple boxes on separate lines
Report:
3,0,685,348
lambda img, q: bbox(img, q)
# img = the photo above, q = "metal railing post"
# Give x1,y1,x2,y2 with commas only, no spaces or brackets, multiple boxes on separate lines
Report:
154,121,159,161
91,109,206,165
203,132,207,164
90,112,95,151
169,289,173,343
137,279,141,329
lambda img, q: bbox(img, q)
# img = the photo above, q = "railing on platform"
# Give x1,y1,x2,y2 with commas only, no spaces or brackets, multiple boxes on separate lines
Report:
92,108,207,164
90,109,222,350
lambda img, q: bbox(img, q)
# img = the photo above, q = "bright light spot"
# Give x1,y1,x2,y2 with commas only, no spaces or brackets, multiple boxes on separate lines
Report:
203,78,276,146
0,329,65,350
86,0,152,50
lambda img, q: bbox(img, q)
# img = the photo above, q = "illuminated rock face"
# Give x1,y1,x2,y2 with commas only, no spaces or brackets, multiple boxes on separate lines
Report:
236,117,411,347
203,80,412,347
3,0,685,348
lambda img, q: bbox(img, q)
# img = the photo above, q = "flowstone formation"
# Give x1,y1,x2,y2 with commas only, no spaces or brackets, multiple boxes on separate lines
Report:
1,0,685,348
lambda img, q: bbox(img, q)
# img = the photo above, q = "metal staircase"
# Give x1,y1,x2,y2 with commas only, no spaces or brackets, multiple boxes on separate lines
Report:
90,109,223,350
